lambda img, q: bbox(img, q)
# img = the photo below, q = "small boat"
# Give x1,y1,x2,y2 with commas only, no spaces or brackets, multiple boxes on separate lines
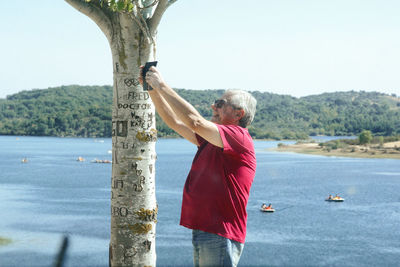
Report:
91,159,111,164
77,157,85,162
260,206,275,212
21,158,28,163
325,196,345,202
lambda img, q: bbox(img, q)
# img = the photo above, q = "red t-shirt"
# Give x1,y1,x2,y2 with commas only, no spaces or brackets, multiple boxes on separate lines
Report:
180,124,256,243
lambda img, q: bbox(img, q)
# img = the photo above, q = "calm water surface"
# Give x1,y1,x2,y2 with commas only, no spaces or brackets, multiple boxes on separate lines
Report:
0,136,399,266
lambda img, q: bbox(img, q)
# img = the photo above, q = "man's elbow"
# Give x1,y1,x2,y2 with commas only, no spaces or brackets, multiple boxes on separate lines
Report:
187,115,207,132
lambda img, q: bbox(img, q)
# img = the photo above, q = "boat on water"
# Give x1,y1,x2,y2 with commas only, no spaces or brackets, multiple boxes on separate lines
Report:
325,196,345,202
260,203,275,212
260,206,275,212
91,159,111,163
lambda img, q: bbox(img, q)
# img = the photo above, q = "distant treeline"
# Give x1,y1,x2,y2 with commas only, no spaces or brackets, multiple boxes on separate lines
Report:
1,85,399,139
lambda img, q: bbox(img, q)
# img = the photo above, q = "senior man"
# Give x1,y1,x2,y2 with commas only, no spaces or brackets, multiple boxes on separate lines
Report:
140,66,257,267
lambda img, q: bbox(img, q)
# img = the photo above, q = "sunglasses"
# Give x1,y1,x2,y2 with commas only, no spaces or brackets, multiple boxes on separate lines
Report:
214,99,227,109
214,99,242,110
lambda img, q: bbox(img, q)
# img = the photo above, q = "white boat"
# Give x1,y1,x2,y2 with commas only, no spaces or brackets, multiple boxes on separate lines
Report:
325,196,345,202
260,207,275,212
91,159,111,163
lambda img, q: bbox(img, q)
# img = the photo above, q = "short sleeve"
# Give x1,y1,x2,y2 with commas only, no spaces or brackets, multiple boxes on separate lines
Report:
217,124,251,155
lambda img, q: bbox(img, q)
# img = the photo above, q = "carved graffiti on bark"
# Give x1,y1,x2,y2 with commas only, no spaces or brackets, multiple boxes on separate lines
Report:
130,111,153,130
122,142,129,149
111,205,129,217
134,176,145,192
115,63,119,73
124,247,138,263
112,121,128,137
112,179,124,189
126,91,149,100
118,103,151,110
142,240,152,252
124,78,140,87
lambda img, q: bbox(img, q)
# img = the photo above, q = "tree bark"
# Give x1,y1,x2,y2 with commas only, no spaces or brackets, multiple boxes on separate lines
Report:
109,12,158,267
64,1,176,266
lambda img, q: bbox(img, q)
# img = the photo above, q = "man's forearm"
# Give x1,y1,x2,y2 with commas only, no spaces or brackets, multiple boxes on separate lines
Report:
148,90,176,128
155,82,205,131
148,87,198,145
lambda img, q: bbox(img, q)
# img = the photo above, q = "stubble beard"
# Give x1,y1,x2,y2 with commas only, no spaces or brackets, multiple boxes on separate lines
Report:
211,114,220,124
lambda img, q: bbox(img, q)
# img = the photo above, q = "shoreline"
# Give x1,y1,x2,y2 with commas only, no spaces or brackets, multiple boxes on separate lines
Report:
0,237,12,246
272,141,400,160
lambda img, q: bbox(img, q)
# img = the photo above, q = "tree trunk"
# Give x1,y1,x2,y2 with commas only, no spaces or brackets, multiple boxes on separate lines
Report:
64,1,175,265
109,13,158,267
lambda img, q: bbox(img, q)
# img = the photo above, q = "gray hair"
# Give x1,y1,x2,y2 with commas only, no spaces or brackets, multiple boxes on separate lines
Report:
224,89,257,127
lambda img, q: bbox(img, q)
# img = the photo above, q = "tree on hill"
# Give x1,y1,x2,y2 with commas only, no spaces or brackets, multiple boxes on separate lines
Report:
359,130,373,145
65,1,177,265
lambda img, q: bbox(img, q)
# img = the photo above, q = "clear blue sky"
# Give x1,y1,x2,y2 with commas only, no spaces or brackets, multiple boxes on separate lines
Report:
1,0,400,99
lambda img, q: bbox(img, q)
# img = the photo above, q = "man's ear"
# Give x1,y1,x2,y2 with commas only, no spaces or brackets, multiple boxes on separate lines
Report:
236,109,245,120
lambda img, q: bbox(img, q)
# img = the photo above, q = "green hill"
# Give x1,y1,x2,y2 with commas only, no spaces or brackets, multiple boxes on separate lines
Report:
1,86,399,139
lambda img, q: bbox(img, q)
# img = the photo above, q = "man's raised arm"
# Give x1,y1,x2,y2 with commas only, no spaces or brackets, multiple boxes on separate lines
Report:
144,67,223,148
139,67,198,145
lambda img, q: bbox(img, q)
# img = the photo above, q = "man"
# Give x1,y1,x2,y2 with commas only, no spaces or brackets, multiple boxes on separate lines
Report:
141,66,257,266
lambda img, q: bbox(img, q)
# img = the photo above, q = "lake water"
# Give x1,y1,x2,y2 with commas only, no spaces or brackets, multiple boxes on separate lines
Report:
0,136,399,267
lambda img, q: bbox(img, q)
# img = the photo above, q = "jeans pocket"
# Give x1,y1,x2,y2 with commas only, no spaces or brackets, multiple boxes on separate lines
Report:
192,230,227,266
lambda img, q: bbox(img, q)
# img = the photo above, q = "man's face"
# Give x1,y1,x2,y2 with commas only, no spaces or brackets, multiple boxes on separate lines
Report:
211,97,241,125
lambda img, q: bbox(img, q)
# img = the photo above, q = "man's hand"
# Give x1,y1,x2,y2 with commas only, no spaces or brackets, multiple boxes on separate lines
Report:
139,66,165,90
146,67,165,90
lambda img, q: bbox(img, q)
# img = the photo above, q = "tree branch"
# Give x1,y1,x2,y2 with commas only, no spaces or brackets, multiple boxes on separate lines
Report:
167,0,178,8
148,0,173,35
64,0,113,41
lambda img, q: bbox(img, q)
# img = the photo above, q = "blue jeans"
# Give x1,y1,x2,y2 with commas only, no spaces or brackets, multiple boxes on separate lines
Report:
192,230,244,267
